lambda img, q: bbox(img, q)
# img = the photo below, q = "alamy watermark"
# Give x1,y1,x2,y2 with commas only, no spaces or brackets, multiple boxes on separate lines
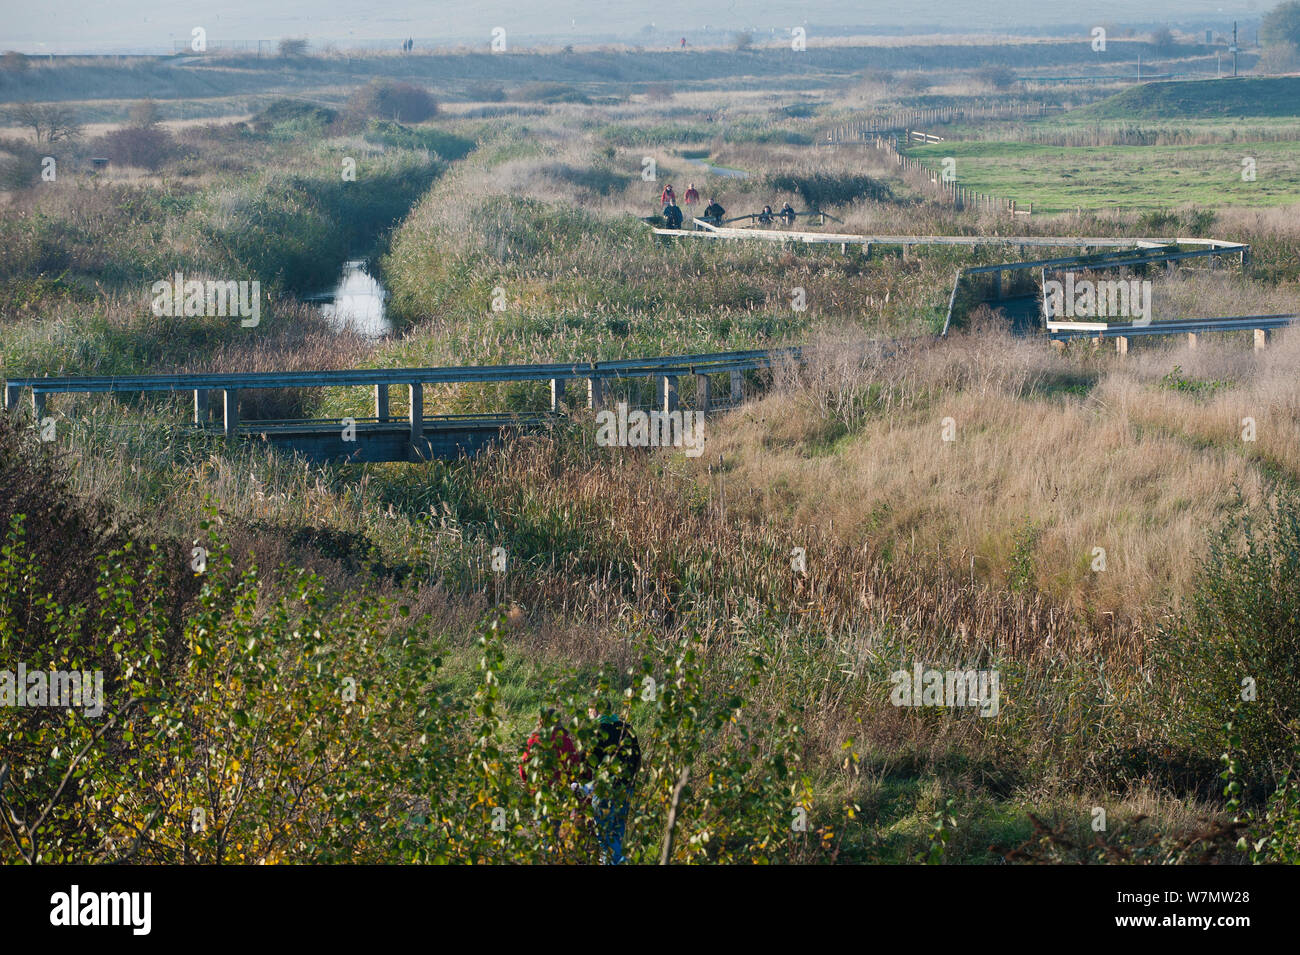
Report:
151,272,260,328
595,402,705,458
1043,273,1152,325
1,664,104,717
890,664,1000,717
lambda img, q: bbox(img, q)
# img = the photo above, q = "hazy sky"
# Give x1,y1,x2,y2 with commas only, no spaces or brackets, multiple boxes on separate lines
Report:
0,1,1274,53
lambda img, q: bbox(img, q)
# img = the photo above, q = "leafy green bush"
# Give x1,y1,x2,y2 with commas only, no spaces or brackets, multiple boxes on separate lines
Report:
767,171,891,207
1160,490,1300,788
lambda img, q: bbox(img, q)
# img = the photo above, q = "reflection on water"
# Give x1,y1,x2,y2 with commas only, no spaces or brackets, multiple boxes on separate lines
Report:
319,260,390,337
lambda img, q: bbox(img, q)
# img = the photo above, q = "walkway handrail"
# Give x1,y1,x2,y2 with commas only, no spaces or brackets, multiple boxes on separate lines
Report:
3,347,802,399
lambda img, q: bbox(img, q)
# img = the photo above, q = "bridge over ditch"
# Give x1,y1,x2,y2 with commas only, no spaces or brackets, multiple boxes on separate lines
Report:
3,349,798,464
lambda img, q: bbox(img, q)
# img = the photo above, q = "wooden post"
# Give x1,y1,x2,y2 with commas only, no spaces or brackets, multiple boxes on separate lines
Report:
3,384,19,412
1115,336,1129,356
695,374,711,414
1186,332,1199,350
730,370,743,404
1255,328,1272,351
550,378,565,412
194,389,209,425
222,389,239,438
33,391,45,422
587,377,604,411
661,375,678,414
375,384,389,422
408,383,423,443
992,270,1002,300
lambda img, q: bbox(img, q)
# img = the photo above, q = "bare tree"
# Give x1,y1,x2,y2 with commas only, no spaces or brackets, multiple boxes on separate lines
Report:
127,98,161,128
9,102,82,144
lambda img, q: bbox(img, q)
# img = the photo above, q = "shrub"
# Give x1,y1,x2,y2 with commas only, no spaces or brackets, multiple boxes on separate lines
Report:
278,37,308,57
979,66,1017,90
1160,489,1300,789
93,125,176,170
348,81,439,123
127,98,161,128
1,50,29,73
0,137,41,189
767,171,890,207
251,98,338,133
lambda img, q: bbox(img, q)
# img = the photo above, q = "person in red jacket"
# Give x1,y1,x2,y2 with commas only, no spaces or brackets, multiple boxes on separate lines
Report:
683,183,699,205
519,708,582,789
660,183,676,206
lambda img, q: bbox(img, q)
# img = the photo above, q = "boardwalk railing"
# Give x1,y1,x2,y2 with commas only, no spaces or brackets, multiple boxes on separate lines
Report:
3,348,801,443
1047,314,1299,353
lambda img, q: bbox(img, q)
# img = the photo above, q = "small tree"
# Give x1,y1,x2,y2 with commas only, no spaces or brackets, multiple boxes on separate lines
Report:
127,98,160,128
1150,27,1178,54
9,102,81,144
1262,0,1300,47
1,50,28,72
1257,41,1300,74
978,66,1016,90
278,37,308,57
734,31,754,51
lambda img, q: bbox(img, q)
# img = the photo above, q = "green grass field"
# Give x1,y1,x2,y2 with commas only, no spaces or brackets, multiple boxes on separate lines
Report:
911,138,1300,212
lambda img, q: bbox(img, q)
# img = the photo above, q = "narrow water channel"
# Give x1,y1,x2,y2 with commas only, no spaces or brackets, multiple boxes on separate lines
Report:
314,259,391,337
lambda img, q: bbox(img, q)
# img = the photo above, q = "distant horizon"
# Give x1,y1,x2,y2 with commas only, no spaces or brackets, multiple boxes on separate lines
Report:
0,1,1274,56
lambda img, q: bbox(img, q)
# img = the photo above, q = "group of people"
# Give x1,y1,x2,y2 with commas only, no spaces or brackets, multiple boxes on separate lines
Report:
657,183,797,230
659,182,726,230
519,709,641,864
757,202,798,225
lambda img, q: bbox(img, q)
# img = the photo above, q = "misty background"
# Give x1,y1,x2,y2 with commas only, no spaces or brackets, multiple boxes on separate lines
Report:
0,1,1276,54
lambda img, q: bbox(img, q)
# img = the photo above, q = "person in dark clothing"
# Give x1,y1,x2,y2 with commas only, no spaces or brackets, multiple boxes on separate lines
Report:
583,714,640,865
701,198,725,224
757,204,774,224
779,202,797,223
663,202,684,230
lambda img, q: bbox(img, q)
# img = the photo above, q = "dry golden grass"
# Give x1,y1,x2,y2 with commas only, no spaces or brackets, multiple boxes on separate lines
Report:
705,323,1300,617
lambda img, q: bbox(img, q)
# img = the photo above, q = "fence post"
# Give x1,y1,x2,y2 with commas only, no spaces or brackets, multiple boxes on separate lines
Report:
730,371,743,404
375,384,389,422
1255,329,1272,351
550,378,566,412
661,376,678,414
587,377,604,410
695,374,711,413
408,383,423,443
194,389,209,425
223,389,239,439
